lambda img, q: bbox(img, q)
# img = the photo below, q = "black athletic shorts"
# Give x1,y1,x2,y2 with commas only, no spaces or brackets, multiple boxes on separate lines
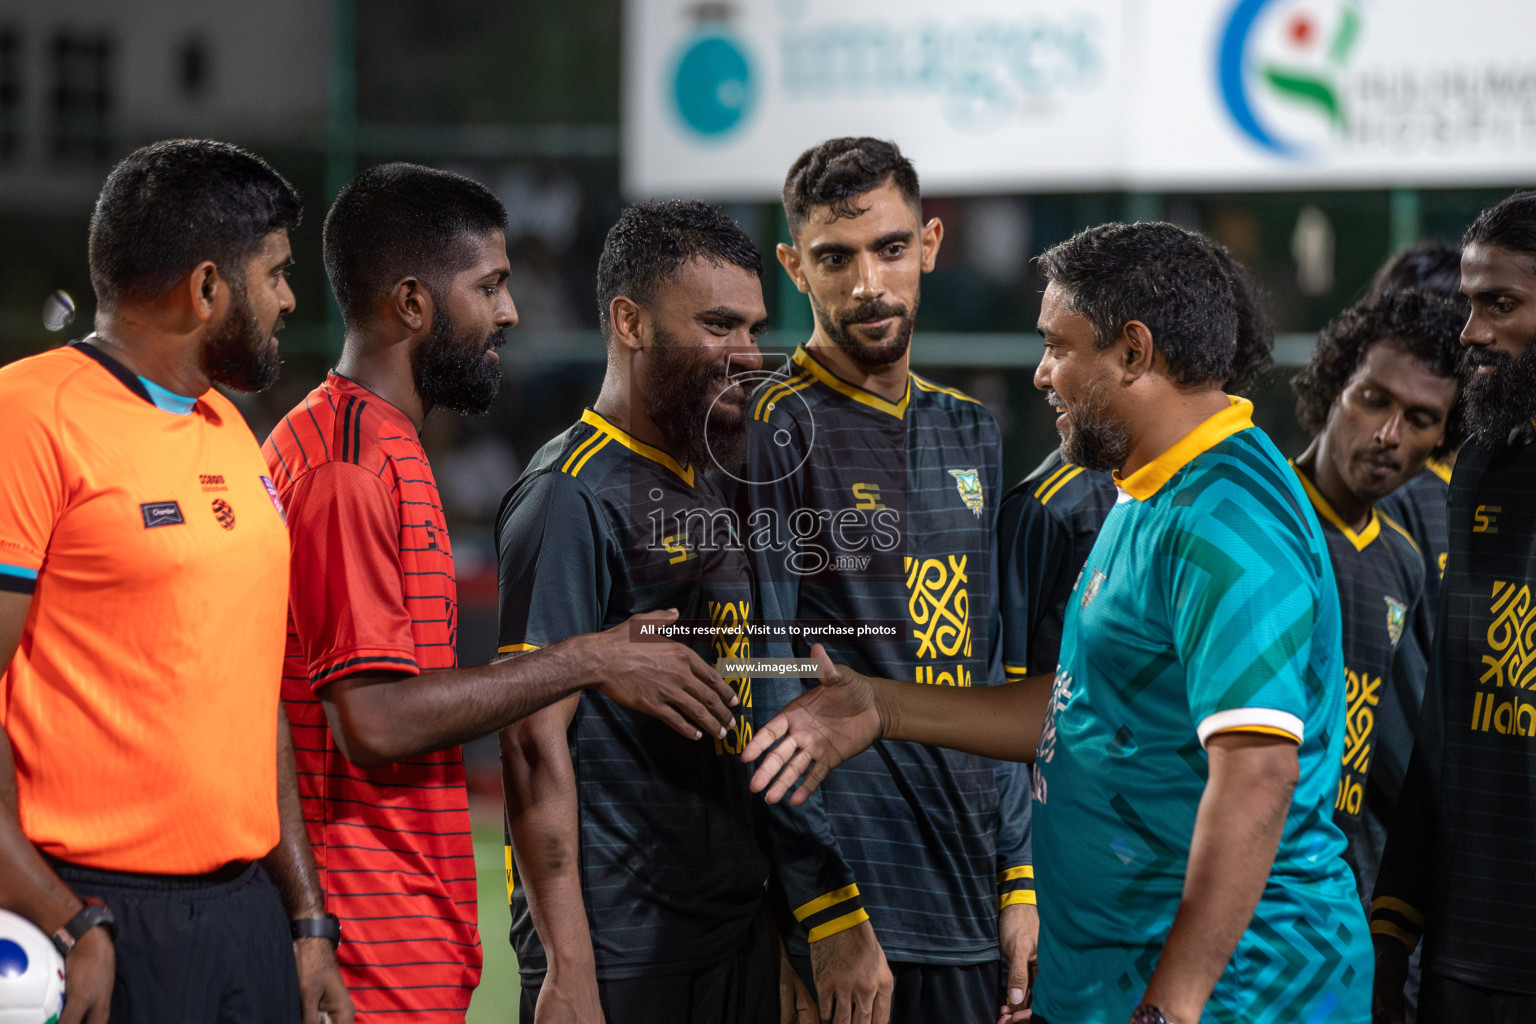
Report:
788,953,997,1024
48,856,298,1024
521,914,777,1024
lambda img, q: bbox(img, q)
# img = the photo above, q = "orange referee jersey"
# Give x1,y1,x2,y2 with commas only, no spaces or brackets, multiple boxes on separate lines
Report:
0,342,288,874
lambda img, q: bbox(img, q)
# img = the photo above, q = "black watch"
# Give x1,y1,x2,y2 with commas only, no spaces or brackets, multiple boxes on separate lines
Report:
290,913,341,948
1129,1006,1168,1024
51,897,115,958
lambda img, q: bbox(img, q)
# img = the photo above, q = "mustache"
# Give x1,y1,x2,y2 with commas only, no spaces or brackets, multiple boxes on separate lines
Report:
1045,390,1065,410
1461,347,1508,372
484,329,506,351
840,299,908,326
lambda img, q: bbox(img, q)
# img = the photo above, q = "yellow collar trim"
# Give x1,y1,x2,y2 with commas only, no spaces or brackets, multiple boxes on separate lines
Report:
1424,457,1452,484
794,346,910,419
579,408,694,487
1114,396,1253,501
1291,462,1380,552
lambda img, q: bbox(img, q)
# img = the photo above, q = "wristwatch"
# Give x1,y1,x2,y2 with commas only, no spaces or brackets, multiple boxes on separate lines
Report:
290,913,342,949
51,897,116,958
1129,1006,1169,1024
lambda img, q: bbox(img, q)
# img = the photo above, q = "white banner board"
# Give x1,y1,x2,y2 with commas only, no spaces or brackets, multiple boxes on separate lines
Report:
623,0,1536,198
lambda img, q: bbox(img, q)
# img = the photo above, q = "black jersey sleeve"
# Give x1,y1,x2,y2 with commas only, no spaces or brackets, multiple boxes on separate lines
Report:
996,469,1098,681
738,409,868,943
495,467,615,651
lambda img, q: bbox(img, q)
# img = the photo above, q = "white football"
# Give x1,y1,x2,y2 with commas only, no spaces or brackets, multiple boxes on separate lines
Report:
0,909,64,1024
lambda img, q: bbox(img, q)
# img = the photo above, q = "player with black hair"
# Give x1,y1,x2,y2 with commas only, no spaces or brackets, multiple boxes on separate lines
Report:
496,199,774,1024
1372,190,1536,1024
266,168,738,1020
0,138,350,1024
744,219,1371,1024
739,136,1035,1024
1289,292,1463,909
997,243,1273,692
1369,241,1469,639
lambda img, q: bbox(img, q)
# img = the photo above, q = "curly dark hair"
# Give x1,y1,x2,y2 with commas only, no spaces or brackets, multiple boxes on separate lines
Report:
596,199,761,337
1464,189,1536,268
1292,290,1466,452
1366,241,1464,306
781,137,921,235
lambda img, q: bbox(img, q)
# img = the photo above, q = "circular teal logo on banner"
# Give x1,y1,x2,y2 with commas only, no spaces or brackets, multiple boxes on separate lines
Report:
673,34,754,137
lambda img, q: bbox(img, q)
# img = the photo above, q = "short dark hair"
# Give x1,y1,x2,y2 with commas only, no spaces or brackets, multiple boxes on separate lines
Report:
1367,241,1465,308
1292,290,1466,452
1038,221,1248,387
1211,243,1274,395
1463,189,1536,271
595,200,762,336
323,163,507,328
88,139,301,307
782,137,921,235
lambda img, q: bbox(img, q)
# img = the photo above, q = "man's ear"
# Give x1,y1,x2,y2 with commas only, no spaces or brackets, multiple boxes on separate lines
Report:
390,277,431,334
919,217,944,272
609,295,646,353
776,242,810,295
187,261,222,324
1120,320,1157,381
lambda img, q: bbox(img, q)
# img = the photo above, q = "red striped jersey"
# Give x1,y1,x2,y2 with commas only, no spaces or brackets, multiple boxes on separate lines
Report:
263,373,479,1020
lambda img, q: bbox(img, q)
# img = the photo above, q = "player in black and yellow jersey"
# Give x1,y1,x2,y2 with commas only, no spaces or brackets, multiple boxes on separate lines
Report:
1371,242,1469,637
496,201,773,1023
736,138,1033,1024
1290,291,1464,906
1372,191,1536,1023
997,245,1273,686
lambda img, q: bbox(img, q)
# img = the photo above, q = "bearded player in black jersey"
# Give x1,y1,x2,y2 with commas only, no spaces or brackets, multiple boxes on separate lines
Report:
1372,190,1536,1023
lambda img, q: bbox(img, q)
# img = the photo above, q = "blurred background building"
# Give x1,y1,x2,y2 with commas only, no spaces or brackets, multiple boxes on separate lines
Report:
0,0,1530,1014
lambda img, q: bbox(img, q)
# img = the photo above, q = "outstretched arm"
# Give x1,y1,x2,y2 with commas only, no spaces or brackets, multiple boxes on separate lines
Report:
743,645,1055,804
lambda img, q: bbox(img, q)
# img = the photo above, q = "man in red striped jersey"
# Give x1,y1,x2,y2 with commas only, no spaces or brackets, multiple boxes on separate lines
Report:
264,163,738,1020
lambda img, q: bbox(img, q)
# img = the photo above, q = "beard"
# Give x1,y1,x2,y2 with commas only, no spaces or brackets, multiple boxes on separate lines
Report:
201,279,280,393
809,291,916,367
644,324,748,472
412,304,504,415
1051,381,1131,473
1462,344,1536,445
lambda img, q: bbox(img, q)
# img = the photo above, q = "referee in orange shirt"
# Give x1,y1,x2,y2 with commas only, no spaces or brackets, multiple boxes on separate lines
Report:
0,141,350,1024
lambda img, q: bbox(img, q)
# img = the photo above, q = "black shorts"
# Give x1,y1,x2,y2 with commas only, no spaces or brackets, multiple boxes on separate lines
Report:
521,915,777,1024
1418,970,1536,1024
48,856,298,1024
788,954,997,1024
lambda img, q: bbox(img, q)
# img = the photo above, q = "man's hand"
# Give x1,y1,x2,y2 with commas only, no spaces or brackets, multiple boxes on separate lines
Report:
997,902,1038,1024
1371,934,1411,1024
808,920,892,1024
780,939,819,1024
58,927,113,1024
294,937,353,1024
534,965,606,1024
575,609,738,741
742,645,883,805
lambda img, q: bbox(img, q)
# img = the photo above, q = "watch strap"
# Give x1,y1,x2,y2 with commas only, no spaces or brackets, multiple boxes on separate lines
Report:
290,913,341,948
51,897,115,958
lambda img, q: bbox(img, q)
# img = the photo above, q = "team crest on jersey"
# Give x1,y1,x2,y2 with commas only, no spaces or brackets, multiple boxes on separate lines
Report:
1384,596,1406,648
947,469,984,517
1080,568,1107,608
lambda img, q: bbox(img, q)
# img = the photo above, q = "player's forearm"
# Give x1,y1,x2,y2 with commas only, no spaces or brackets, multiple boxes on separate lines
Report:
260,705,328,919
1141,735,1297,1023
499,703,599,974
0,728,83,933
320,639,607,767
879,673,1054,762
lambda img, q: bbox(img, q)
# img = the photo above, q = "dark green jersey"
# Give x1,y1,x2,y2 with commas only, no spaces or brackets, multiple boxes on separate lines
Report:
1372,429,1536,992
495,409,767,980
996,450,1117,682
1293,466,1427,904
735,346,1031,964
